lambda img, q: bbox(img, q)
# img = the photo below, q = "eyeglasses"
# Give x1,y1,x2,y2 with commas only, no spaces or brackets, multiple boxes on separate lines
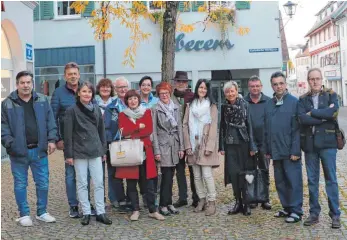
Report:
159,92,170,96
116,86,128,89
272,82,285,87
308,78,322,82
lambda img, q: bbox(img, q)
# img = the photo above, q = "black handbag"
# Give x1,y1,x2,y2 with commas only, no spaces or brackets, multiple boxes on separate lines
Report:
239,155,269,204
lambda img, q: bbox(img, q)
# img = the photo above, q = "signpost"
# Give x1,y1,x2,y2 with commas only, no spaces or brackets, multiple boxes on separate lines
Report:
26,43,33,61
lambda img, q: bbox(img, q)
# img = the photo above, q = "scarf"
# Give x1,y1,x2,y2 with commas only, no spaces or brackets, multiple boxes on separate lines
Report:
82,102,94,111
189,98,211,151
123,105,146,122
76,101,97,126
225,97,247,128
157,100,178,127
95,95,115,115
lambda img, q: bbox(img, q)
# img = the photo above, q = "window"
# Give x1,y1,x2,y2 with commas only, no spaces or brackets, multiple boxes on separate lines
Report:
34,65,95,98
148,1,163,11
331,5,334,12
320,57,325,67
343,51,346,67
54,1,81,19
324,29,326,41
336,51,340,64
328,26,331,39
318,32,321,43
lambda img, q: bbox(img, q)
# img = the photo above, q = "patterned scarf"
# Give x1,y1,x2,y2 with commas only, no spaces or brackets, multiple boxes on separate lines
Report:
225,97,247,128
157,100,178,127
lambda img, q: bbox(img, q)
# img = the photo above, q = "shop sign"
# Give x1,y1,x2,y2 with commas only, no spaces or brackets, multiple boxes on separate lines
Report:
249,48,279,53
1,78,11,99
169,33,234,52
324,70,336,77
26,43,33,61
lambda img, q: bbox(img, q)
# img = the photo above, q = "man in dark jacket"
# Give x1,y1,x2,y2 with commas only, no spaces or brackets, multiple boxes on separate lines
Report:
298,68,341,229
244,75,271,210
263,71,303,224
171,71,199,208
1,71,57,226
51,62,94,218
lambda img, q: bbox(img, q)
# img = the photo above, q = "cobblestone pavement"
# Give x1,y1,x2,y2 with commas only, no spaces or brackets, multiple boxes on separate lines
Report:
2,108,347,240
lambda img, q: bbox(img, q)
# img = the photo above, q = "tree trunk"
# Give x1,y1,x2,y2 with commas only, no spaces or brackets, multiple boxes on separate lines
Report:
161,1,178,82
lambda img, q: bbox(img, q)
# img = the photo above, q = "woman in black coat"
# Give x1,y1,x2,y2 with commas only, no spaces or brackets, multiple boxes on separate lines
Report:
218,81,257,216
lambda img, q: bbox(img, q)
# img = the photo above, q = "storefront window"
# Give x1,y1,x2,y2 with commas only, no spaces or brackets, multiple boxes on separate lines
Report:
35,64,95,100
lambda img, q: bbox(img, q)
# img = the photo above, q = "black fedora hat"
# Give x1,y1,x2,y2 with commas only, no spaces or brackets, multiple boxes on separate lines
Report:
173,71,191,81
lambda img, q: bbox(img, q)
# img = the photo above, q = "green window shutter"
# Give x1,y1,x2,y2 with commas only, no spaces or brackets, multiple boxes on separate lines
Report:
33,5,39,21
178,1,191,12
192,1,204,12
235,1,250,10
40,1,54,20
83,1,94,17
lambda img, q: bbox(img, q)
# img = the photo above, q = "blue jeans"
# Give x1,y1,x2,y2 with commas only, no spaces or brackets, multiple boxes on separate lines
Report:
10,148,49,217
65,163,91,207
305,149,340,217
273,159,303,216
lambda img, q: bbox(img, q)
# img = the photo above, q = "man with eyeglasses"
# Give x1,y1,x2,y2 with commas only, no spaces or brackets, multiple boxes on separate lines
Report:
298,68,341,229
105,76,132,213
263,71,303,224
170,71,199,209
244,76,271,210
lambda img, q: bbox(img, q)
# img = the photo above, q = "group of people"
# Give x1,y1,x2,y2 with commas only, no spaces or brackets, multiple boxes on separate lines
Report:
1,62,342,229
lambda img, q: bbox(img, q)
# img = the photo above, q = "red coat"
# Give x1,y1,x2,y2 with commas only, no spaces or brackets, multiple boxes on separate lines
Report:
115,109,157,180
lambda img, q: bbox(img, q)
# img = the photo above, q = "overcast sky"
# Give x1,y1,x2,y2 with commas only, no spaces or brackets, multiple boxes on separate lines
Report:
278,0,329,46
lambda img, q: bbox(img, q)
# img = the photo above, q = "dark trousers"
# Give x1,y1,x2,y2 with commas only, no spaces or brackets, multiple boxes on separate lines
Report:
176,157,199,203
114,177,128,204
273,159,303,216
160,167,175,207
122,162,157,213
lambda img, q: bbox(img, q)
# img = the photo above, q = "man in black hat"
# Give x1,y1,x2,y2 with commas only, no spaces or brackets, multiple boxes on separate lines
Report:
171,71,199,208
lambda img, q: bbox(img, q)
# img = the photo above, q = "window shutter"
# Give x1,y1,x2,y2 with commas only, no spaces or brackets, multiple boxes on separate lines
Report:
83,1,95,17
178,1,191,12
40,1,54,20
33,5,39,21
235,1,250,10
192,1,204,12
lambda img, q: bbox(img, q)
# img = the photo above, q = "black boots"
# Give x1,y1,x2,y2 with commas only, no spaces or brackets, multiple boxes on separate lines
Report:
81,215,90,225
243,204,251,216
96,214,112,225
228,198,243,215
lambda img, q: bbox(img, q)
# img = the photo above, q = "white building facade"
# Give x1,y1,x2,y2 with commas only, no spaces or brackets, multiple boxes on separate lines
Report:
334,4,347,106
306,1,346,105
1,1,37,101
33,1,284,101
295,45,311,94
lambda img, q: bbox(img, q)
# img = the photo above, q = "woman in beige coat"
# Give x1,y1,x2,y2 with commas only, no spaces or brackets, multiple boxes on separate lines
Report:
183,79,219,216
152,82,184,216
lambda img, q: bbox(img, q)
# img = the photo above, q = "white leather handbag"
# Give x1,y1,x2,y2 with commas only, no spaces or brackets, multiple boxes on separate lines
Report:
109,128,144,167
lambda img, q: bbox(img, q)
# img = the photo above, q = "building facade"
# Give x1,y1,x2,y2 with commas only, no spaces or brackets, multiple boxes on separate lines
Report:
295,43,311,95
305,1,345,105
1,1,38,160
33,1,285,102
334,3,347,106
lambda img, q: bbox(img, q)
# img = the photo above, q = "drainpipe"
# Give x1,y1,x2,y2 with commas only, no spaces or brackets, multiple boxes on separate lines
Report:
102,1,107,78
334,19,344,106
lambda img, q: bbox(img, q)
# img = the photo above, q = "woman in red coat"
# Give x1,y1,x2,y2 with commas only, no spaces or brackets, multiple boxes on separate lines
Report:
117,89,164,221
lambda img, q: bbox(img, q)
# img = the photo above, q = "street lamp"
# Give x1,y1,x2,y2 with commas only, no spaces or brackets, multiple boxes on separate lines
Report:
283,1,298,18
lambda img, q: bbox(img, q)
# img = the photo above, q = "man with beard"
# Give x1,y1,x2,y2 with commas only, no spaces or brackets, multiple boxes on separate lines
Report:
171,71,199,208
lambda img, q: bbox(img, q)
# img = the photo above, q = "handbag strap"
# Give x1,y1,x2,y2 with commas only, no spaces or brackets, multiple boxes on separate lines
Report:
114,128,123,141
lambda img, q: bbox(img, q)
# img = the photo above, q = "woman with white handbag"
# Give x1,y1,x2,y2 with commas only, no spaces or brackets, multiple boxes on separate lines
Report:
152,82,185,216
117,90,164,221
64,81,112,226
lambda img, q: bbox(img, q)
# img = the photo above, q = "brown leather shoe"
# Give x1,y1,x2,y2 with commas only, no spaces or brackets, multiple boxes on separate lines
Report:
205,201,216,216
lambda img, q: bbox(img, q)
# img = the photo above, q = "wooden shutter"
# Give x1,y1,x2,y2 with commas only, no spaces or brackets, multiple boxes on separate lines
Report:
83,1,95,17
191,1,204,12
178,1,191,12
235,1,250,10
33,5,39,21
40,1,54,20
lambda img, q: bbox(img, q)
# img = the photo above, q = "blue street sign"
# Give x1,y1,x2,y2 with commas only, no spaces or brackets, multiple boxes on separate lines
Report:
26,43,33,61
249,48,279,53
